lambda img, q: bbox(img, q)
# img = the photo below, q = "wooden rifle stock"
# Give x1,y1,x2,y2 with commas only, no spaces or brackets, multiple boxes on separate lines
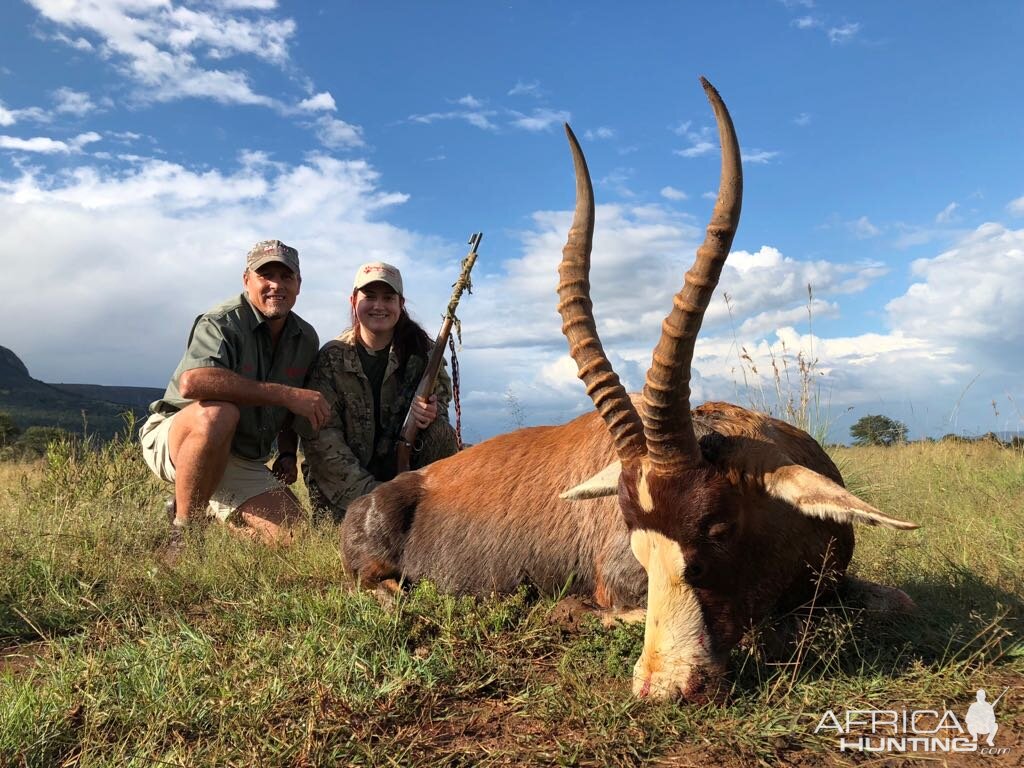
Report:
396,232,482,473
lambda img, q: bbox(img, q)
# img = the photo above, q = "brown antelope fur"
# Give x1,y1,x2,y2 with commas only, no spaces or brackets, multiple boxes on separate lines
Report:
340,78,917,703
342,409,645,605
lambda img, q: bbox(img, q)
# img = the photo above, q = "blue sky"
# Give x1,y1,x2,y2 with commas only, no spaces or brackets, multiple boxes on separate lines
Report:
3,0,1023,443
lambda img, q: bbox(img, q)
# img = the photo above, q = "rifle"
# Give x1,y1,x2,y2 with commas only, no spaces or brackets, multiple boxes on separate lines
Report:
395,232,482,473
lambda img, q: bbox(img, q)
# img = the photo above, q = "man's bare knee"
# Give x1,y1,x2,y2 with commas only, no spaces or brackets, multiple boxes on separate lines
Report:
192,401,241,439
170,401,240,459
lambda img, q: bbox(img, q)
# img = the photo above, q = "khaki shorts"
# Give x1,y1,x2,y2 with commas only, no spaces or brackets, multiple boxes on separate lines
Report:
140,411,283,522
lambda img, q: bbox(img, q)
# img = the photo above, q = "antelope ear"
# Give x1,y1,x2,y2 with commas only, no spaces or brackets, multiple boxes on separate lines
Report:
766,465,919,530
560,460,621,500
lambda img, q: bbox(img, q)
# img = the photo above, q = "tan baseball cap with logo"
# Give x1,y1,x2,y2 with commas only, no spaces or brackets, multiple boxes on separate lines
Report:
353,261,403,296
246,239,300,276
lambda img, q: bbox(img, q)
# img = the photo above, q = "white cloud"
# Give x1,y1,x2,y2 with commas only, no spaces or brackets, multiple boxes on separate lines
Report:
298,92,336,112
458,212,890,392
828,22,861,44
717,222,1024,438
211,0,279,9
6,150,428,392
508,80,542,98
167,6,294,63
1006,196,1024,216
848,215,881,239
407,107,498,131
584,127,616,141
0,135,68,153
794,112,812,126
792,16,821,29
53,87,96,116
109,130,143,143
52,31,95,51
452,207,969,439
660,186,688,201
0,131,100,154
673,123,715,158
510,108,571,132
409,101,569,133
598,168,636,198
71,131,101,150
314,116,365,148
709,246,887,329
887,223,1024,351
735,299,839,338
4,156,267,210
539,355,584,392
0,101,48,126
741,149,780,164
935,201,959,224
890,222,947,249
27,0,297,106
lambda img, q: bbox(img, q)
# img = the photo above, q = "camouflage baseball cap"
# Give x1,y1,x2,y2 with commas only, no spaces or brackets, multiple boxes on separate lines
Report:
246,239,300,276
353,261,403,296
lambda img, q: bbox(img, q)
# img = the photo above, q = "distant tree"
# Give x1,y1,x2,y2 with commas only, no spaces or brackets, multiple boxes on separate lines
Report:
0,411,19,446
11,426,72,459
850,414,908,447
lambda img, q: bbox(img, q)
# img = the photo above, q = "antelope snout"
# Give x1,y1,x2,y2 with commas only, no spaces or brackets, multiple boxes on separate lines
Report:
632,655,727,704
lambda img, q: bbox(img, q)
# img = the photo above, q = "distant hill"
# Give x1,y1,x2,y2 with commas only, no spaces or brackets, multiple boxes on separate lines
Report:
48,383,164,410
0,345,160,439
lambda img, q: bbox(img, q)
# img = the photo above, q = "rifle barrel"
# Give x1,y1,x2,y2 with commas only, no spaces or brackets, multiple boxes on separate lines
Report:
396,232,482,473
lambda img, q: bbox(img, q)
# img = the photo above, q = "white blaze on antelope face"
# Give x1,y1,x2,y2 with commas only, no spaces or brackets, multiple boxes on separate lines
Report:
629,528,717,699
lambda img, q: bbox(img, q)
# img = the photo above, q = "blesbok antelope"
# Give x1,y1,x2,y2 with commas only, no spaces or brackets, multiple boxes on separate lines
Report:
340,77,917,702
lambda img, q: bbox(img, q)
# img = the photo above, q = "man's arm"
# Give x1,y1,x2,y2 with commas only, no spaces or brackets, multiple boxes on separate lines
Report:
180,367,329,430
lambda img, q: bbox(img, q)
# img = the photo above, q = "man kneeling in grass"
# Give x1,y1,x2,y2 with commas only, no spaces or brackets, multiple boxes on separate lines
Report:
139,239,330,545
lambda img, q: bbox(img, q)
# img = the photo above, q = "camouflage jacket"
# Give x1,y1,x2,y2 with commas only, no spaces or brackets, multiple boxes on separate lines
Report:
300,328,452,514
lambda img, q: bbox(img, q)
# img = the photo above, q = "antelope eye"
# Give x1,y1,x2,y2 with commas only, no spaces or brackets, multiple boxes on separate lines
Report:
707,521,734,540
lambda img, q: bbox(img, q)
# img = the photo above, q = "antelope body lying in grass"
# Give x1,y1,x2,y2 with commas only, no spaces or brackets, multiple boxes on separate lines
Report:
340,78,917,702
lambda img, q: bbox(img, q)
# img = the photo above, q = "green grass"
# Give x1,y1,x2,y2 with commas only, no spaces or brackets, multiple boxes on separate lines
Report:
1,434,1021,766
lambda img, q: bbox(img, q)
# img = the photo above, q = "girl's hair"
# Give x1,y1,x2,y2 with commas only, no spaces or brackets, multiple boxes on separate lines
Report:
351,292,431,372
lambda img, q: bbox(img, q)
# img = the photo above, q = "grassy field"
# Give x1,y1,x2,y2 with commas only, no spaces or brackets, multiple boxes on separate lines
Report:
0,433,1021,766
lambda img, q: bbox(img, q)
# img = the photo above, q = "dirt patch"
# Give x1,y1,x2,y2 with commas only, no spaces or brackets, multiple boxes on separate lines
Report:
547,595,598,632
0,641,49,677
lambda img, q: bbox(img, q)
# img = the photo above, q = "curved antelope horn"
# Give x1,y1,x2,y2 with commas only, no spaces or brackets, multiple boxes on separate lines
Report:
642,77,743,473
557,123,646,462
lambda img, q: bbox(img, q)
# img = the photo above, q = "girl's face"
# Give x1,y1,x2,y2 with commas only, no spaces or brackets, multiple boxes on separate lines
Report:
353,282,403,340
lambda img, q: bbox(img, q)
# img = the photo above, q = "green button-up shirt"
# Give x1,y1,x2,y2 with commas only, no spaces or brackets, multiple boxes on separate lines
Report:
150,293,319,461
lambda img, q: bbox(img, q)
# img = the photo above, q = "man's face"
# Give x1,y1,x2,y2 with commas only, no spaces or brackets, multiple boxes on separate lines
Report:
243,262,300,320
